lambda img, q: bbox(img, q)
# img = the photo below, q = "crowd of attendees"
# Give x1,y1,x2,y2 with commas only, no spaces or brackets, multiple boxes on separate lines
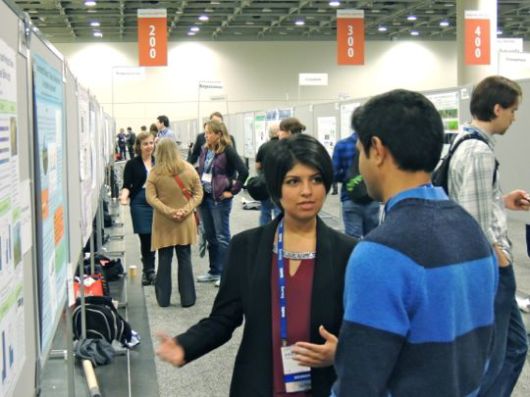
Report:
119,75,528,396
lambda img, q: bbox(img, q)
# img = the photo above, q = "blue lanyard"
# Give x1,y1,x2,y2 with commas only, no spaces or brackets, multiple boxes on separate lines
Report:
277,220,289,346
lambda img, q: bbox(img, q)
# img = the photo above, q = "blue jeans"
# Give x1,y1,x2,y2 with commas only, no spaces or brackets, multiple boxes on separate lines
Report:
341,200,380,239
259,198,281,226
479,265,528,397
198,195,232,276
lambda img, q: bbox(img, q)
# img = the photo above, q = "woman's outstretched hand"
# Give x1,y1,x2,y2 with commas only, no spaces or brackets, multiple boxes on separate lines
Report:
156,332,186,367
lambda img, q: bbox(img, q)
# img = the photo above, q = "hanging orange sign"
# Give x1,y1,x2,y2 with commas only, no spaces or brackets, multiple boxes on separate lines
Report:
138,9,167,67
464,11,490,65
337,10,365,65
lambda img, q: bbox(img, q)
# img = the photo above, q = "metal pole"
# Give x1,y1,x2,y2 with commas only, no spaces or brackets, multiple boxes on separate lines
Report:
65,290,76,397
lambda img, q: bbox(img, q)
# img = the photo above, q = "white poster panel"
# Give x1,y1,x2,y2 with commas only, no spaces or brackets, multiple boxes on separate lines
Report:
78,86,92,244
0,39,25,397
254,113,266,156
33,54,68,352
243,113,254,158
498,52,530,80
317,116,337,156
340,102,360,139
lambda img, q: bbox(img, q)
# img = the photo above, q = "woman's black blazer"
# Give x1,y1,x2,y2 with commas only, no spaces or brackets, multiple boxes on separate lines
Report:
177,216,356,397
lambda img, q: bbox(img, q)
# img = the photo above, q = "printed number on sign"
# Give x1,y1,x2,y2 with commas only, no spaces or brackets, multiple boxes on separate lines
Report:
347,25,355,58
149,25,157,59
474,25,481,59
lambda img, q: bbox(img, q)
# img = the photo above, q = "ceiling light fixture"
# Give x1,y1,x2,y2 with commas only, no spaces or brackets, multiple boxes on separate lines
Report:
295,19,305,26
198,15,209,21
190,26,200,32
90,21,100,27
410,30,419,36
187,31,196,36
407,15,417,21
262,8,272,12
93,31,103,37
378,26,387,32
440,20,449,27
84,1,96,6
329,1,341,6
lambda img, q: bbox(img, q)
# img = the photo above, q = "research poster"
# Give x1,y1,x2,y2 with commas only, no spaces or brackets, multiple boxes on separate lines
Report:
425,91,459,133
0,39,25,397
33,54,68,352
340,102,360,139
317,116,337,156
78,86,92,244
254,113,266,155
243,112,254,158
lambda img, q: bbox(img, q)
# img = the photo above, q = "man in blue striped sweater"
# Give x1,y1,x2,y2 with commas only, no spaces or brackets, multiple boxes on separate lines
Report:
332,89,498,396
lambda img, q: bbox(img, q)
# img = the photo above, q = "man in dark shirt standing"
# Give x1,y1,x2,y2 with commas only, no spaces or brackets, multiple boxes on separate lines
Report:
255,122,280,225
126,126,136,159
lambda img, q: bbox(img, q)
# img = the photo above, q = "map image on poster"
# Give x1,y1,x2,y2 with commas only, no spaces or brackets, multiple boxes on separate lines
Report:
32,55,68,352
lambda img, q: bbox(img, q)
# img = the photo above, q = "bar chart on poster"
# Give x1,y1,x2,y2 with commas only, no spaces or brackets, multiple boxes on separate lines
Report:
0,38,25,397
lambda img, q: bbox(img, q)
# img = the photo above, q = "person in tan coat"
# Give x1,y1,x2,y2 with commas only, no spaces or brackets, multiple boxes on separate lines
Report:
146,139,203,308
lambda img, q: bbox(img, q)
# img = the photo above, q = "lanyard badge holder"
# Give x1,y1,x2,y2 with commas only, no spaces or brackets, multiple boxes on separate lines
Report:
277,220,311,393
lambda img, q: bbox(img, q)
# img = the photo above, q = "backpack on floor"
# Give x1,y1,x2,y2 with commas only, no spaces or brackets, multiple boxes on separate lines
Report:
432,132,498,194
73,296,132,345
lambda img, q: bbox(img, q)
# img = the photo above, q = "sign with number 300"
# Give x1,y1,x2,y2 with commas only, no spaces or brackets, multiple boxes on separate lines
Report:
337,10,365,65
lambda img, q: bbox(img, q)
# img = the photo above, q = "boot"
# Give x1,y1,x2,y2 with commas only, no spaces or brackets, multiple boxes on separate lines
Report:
141,256,156,286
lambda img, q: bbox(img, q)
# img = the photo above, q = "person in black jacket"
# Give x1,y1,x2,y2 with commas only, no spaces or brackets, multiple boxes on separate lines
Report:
187,111,237,165
156,134,356,397
120,131,156,285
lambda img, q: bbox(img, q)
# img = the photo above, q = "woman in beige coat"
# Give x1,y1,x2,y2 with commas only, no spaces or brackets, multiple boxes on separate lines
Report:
146,139,203,307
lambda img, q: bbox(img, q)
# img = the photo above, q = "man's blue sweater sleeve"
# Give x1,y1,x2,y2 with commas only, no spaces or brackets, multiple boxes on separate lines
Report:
332,242,423,396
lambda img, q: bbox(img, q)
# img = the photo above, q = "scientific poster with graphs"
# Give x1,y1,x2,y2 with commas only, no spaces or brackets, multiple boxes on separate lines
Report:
0,38,25,397
254,113,266,155
77,86,92,244
339,102,360,139
317,116,337,156
33,54,68,353
425,91,459,133
243,112,254,158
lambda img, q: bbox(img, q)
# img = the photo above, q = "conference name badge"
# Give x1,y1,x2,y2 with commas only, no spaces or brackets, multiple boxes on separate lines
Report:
201,172,212,184
281,345,311,393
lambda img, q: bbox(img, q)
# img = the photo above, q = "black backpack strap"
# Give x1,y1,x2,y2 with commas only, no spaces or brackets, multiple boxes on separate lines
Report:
451,132,498,185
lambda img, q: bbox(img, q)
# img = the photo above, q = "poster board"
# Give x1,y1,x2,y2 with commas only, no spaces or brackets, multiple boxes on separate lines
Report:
31,52,69,357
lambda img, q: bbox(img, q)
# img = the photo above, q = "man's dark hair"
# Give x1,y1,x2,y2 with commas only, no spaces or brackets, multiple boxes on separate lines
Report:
279,117,306,135
209,111,223,121
140,125,147,132
157,115,169,127
127,127,132,131
470,75,522,121
352,89,443,173
263,134,333,211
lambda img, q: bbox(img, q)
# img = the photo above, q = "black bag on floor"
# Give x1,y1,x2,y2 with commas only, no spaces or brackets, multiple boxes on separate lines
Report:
81,254,124,282
73,296,132,345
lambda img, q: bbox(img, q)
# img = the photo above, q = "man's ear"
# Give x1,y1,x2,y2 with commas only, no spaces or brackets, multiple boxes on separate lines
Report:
371,136,387,166
493,104,502,117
